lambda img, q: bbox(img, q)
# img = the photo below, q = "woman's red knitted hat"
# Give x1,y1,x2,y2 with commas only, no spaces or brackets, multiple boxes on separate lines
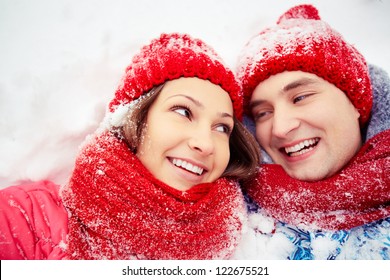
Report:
236,4,372,125
109,33,242,120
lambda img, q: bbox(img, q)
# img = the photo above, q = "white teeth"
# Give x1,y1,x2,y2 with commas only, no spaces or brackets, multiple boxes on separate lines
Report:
284,138,319,155
172,158,204,175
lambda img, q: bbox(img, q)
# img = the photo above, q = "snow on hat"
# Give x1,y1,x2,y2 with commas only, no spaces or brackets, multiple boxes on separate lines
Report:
108,33,242,125
236,4,372,125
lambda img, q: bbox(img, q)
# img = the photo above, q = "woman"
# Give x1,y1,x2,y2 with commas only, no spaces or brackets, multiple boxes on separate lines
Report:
0,33,260,260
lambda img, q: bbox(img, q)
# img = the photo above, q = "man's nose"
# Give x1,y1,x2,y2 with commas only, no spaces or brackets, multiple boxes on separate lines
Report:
271,108,300,138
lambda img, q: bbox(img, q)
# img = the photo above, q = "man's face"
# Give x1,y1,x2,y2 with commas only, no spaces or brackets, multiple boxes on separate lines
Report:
250,71,362,181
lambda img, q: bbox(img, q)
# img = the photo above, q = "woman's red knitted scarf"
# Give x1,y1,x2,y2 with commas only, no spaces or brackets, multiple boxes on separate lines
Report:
61,132,246,259
245,130,390,231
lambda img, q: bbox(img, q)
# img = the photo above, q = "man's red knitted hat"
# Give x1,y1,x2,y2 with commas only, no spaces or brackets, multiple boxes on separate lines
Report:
109,33,242,120
236,4,372,125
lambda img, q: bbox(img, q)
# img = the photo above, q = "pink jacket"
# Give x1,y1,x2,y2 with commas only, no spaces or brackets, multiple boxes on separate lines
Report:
0,180,68,259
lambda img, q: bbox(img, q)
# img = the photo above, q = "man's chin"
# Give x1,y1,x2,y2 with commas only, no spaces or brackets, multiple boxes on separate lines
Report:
285,168,329,182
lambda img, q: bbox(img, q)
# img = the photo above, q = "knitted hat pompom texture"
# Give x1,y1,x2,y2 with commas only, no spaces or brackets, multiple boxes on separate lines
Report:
236,4,372,125
109,33,243,120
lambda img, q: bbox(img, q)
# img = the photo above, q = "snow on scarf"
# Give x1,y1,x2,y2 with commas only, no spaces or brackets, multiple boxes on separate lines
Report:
245,129,390,231
61,132,246,259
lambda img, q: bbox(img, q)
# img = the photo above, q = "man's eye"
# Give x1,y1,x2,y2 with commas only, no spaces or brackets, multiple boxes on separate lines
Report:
293,95,307,103
253,110,271,121
293,92,316,104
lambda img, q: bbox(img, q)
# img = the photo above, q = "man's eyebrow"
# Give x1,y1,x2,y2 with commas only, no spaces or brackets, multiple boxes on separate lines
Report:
249,99,265,110
282,77,318,92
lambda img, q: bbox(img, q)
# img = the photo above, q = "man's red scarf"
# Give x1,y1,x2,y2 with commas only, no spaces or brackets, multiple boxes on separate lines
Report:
61,132,246,259
245,130,390,231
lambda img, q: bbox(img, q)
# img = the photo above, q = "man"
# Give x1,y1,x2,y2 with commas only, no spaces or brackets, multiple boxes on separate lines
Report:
235,4,390,259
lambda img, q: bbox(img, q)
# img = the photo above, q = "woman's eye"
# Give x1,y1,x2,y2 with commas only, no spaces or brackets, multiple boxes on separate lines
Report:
215,124,232,135
173,106,191,118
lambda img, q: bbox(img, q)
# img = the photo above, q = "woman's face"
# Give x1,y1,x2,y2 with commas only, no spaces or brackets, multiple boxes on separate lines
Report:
136,77,234,191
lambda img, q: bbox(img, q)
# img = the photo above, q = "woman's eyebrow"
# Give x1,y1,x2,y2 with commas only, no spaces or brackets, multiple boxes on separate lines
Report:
167,94,233,119
219,112,233,119
166,94,203,107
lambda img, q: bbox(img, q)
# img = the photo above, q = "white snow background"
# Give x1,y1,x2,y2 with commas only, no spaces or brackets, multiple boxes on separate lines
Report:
1,0,389,188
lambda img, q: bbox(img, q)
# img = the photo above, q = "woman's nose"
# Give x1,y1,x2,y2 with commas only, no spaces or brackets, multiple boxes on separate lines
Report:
188,127,215,156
